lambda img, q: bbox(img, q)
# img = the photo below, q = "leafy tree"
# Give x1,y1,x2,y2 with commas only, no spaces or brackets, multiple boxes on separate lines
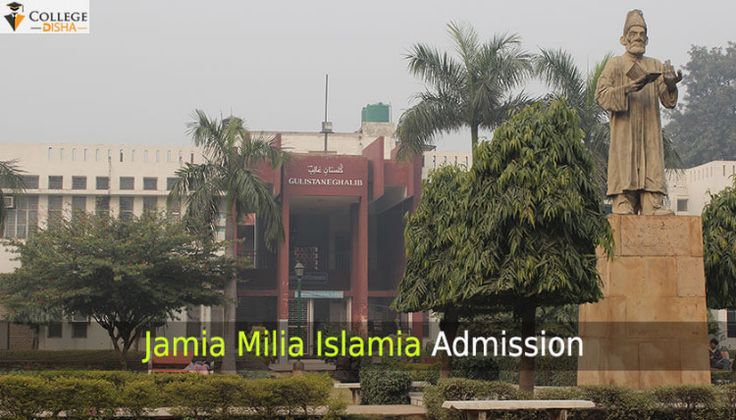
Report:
535,48,682,186
667,43,736,166
0,213,231,369
0,159,24,232
395,100,612,392
396,22,532,158
702,177,736,309
168,110,287,372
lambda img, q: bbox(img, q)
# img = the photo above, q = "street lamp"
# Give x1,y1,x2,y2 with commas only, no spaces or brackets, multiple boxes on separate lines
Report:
294,262,305,347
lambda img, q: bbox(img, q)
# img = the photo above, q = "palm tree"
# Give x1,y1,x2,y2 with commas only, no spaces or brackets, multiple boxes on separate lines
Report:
169,110,287,373
534,48,682,187
396,22,533,159
0,160,24,233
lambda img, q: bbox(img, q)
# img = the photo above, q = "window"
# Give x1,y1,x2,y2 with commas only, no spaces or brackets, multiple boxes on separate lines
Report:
144,150,149,162
96,176,110,190
143,196,158,213
119,177,134,190
71,148,76,161
3,196,38,239
72,196,86,220
71,322,88,338
47,322,62,338
131,150,135,162
47,196,63,228
143,177,158,191
48,147,53,160
48,176,63,189
95,196,110,217
72,176,87,190
20,175,39,189
95,148,100,161
59,148,64,160
120,149,124,162
728,310,736,338
83,148,88,161
677,199,688,212
166,177,178,191
119,197,134,220
167,199,181,219
156,150,160,162
167,150,172,162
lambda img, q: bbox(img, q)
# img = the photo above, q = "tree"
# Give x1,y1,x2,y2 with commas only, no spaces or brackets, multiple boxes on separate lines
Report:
0,213,231,369
395,100,612,393
0,159,24,232
667,43,736,166
702,177,736,309
396,22,532,158
168,110,287,373
534,48,682,187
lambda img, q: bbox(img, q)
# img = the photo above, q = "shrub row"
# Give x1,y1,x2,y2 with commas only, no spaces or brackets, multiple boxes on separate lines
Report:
0,350,146,371
425,379,736,420
0,372,344,419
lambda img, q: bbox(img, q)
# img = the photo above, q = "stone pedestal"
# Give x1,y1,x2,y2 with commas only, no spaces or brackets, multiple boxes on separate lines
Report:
577,215,710,389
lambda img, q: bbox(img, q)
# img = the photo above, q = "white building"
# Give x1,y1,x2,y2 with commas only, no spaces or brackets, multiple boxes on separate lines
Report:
0,116,443,351
666,160,736,346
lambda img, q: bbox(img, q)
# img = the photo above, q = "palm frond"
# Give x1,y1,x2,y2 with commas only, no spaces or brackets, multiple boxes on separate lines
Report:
0,159,25,232
406,44,465,91
447,21,480,69
534,48,586,107
396,93,464,159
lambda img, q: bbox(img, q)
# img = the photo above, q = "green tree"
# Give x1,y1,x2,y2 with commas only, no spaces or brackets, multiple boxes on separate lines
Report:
396,22,532,158
702,177,736,309
0,159,24,232
0,213,231,369
168,110,287,372
667,43,736,166
535,48,682,186
395,100,612,393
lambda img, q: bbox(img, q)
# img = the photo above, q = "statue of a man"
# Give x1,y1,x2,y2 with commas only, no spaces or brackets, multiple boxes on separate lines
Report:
596,10,683,215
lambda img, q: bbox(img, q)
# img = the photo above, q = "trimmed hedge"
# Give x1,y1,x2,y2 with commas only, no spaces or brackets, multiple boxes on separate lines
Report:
0,350,146,371
359,366,413,405
424,378,525,420
425,380,736,420
0,372,343,418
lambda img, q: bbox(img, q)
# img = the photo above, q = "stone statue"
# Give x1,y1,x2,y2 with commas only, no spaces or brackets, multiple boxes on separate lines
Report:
596,10,683,215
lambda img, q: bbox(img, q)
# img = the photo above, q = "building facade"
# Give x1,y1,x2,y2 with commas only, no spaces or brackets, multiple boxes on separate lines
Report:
666,160,736,346
0,116,433,351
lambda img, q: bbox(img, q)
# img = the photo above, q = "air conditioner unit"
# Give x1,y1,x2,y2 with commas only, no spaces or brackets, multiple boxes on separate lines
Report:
3,195,14,209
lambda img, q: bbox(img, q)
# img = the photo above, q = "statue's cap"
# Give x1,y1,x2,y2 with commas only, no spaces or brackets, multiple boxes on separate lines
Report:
623,9,647,35
7,2,23,11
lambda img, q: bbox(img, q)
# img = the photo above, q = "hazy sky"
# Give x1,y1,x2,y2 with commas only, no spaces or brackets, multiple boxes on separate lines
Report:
1,0,734,152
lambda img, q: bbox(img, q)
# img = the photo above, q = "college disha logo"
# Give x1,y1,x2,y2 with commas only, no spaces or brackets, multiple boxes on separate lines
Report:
4,2,24,31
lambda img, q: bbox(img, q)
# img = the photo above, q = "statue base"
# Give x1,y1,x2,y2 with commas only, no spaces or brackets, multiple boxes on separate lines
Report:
577,215,710,389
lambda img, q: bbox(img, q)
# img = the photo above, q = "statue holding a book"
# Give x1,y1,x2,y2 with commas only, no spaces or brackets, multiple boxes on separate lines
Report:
596,9,683,215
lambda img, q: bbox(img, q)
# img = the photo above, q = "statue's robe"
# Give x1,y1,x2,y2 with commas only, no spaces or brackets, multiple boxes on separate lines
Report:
596,54,678,197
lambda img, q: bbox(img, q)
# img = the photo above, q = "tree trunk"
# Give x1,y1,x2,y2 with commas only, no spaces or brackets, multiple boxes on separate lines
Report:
470,124,479,152
518,303,536,394
221,209,239,374
439,306,459,378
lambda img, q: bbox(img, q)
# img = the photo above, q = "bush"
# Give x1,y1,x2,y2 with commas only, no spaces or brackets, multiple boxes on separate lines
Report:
360,366,412,405
120,378,160,418
164,376,218,418
46,377,118,417
652,385,720,419
450,356,499,381
0,375,50,419
0,350,146,371
581,385,654,420
424,378,523,420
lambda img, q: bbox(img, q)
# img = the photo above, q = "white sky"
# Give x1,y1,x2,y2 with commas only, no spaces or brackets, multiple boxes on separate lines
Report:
1,0,734,152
